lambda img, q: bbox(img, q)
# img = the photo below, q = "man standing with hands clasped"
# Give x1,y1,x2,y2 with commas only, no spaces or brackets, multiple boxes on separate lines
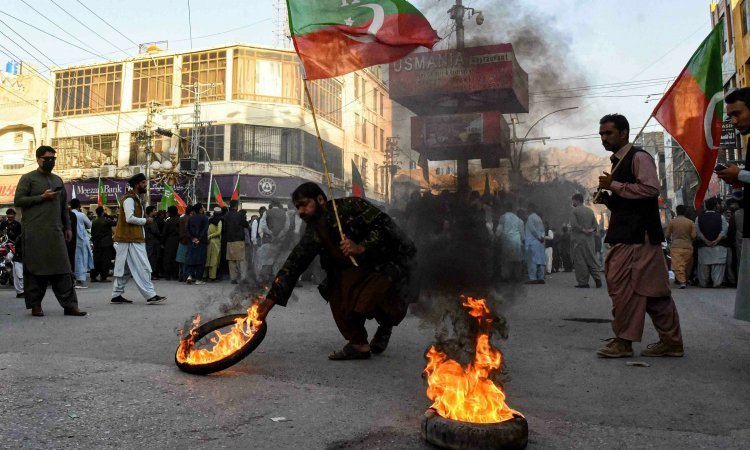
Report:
110,173,166,305
13,145,86,317
594,114,683,358
718,88,750,321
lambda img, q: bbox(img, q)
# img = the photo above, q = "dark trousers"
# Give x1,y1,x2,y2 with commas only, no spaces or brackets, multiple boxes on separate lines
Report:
186,264,204,280
91,246,113,280
24,269,78,310
327,268,406,345
146,241,161,277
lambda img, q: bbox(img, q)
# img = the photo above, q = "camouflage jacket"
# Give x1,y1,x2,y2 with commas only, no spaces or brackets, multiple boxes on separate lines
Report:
266,197,418,307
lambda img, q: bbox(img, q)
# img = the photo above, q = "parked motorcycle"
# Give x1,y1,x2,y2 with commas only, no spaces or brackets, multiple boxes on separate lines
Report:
0,234,16,287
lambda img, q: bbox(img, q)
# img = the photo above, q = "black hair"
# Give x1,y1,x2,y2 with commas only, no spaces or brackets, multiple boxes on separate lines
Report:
572,193,584,203
69,198,81,209
167,205,179,216
675,204,687,216
292,182,327,202
527,202,537,211
6,208,15,215
95,206,104,216
35,145,56,158
725,87,750,107
599,114,630,134
146,205,157,215
705,197,718,211
193,203,203,213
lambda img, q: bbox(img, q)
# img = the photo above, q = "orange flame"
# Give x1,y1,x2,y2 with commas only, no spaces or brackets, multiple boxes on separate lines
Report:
424,297,520,424
176,303,263,365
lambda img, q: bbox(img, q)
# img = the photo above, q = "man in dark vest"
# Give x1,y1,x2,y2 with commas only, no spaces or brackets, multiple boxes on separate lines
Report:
110,173,166,305
13,145,86,317
594,114,683,358
695,197,728,288
718,88,750,321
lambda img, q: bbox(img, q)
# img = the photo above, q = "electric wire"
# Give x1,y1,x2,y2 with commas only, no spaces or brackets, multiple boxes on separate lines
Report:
47,0,130,57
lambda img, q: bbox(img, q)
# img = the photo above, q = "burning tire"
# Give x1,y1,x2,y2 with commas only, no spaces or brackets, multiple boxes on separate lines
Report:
174,314,268,376
421,409,528,450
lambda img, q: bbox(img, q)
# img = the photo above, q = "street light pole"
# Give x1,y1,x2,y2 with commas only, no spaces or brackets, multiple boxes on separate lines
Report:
512,106,578,170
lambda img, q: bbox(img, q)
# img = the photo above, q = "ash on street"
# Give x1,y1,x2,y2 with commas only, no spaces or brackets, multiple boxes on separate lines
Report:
0,274,749,449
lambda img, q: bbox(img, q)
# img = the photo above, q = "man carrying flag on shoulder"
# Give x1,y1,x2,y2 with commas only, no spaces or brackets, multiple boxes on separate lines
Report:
718,88,750,322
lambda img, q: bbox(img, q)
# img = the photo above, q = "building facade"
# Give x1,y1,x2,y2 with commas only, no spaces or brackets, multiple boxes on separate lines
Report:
11,44,393,211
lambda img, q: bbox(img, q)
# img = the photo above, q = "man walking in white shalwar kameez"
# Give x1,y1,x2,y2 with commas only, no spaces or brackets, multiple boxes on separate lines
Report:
110,173,166,305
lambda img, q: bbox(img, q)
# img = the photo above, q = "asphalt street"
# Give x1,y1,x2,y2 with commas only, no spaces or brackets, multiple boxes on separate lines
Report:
0,272,749,449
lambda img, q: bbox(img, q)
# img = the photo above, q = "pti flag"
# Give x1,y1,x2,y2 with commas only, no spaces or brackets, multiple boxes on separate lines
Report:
652,21,724,209
287,0,439,80
231,175,241,201
161,182,187,215
97,177,107,206
351,160,365,198
212,178,226,208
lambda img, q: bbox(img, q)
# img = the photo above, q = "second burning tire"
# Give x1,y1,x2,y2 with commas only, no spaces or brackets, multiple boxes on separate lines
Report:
421,408,528,450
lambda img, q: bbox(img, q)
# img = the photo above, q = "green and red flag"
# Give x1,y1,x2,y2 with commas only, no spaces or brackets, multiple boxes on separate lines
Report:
351,160,365,198
161,182,187,215
212,178,226,208
97,176,107,206
286,0,439,80
230,175,241,201
652,20,724,209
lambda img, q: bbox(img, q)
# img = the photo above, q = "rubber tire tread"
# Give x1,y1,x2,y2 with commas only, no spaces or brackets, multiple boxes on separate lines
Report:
174,314,268,376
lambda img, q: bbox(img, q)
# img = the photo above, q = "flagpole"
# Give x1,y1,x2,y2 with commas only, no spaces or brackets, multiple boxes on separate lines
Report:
593,114,654,203
303,79,358,267
207,171,213,211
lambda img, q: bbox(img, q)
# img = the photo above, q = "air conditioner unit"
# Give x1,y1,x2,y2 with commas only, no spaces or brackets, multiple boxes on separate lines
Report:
180,158,198,172
197,162,210,173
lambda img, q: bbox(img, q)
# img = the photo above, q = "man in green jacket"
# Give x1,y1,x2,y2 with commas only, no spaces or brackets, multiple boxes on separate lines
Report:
14,146,86,317
257,182,418,360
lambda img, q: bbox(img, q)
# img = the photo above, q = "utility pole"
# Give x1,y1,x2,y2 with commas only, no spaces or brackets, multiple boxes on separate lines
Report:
449,0,468,192
180,82,215,205
140,101,162,206
385,136,400,204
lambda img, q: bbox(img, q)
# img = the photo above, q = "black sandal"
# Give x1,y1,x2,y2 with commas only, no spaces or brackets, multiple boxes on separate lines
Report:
370,326,392,355
328,343,371,360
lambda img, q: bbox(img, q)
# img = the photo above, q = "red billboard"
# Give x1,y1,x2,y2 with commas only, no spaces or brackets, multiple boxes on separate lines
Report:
390,44,529,115
411,112,509,167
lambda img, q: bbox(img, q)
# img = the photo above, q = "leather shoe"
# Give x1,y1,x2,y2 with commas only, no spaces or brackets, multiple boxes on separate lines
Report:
63,307,87,316
31,306,44,317
595,279,603,288
575,284,590,288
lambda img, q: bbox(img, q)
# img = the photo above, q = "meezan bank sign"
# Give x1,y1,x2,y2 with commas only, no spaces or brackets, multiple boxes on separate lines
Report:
389,43,529,115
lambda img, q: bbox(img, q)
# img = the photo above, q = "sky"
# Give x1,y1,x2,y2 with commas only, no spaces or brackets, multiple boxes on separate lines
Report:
1,0,715,156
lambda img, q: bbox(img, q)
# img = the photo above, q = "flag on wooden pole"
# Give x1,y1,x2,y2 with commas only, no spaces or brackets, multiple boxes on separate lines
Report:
161,182,187,215
287,0,439,80
652,20,724,209
97,177,107,206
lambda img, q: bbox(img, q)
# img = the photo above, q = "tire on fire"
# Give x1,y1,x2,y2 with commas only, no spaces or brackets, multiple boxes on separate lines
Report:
174,314,268,376
421,409,528,450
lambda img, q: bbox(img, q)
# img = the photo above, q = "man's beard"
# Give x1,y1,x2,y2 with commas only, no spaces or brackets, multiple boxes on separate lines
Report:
300,205,322,223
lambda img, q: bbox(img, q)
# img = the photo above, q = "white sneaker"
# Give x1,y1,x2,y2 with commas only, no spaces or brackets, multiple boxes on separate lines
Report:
193,280,205,285
186,276,194,285
74,282,88,289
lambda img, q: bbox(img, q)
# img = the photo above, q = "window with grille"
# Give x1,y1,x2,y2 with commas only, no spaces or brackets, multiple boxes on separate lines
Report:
51,134,118,169
54,64,122,117
181,50,227,104
233,49,301,104
374,163,379,192
304,78,343,127
361,157,368,188
379,92,384,116
179,125,225,161
372,123,378,149
302,132,343,178
380,129,385,154
230,125,301,163
354,114,362,141
132,57,174,109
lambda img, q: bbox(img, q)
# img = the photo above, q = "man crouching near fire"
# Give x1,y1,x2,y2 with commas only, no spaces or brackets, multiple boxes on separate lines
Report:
256,182,418,360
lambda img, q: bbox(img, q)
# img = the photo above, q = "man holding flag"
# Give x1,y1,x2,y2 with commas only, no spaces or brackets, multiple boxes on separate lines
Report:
718,87,750,322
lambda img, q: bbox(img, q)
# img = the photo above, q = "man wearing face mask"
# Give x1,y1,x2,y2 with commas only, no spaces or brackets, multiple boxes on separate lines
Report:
13,146,86,317
256,182,418,361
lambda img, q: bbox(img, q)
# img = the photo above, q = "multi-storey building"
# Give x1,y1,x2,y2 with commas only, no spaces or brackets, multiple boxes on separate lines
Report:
0,63,48,211
38,43,392,211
